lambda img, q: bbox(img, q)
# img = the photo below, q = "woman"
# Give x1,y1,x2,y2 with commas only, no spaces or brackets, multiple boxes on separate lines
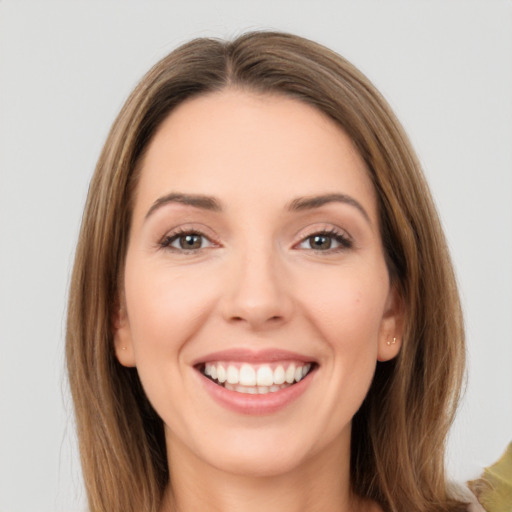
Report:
66,31,475,512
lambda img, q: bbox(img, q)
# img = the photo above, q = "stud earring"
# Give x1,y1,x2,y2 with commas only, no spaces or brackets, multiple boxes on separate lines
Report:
386,337,397,346
121,346,127,351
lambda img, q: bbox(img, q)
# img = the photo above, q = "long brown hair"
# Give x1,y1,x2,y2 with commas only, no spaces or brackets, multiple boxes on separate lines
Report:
66,31,466,512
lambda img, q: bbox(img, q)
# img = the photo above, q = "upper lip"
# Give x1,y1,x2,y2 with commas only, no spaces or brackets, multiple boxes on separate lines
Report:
193,348,317,365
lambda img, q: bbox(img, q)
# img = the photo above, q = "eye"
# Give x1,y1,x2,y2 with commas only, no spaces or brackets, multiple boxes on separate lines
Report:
297,230,352,252
160,231,215,252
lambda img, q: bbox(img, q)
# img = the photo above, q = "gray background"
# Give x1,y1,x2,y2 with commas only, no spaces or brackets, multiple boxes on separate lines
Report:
1,1,511,511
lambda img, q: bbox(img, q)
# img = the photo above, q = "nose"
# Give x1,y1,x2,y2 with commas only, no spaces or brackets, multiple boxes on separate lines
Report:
221,246,293,330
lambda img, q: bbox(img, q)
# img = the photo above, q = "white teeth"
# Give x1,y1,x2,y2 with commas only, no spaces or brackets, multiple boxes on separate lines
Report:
273,365,285,385
256,366,274,386
217,364,227,383
203,361,313,390
239,364,256,386
225,383,285,394
226,365,238,384
285,364,296,384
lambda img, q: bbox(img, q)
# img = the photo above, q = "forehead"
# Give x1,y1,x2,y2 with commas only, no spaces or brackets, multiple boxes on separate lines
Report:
134,89,377,220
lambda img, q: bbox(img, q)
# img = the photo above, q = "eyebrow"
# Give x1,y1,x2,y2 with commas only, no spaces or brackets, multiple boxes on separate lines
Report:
145,191,370,224
145,193,222,220
288,193,371,224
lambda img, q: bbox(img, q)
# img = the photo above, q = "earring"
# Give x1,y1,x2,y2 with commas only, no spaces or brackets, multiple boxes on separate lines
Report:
386,337,397,346
121,346,127,351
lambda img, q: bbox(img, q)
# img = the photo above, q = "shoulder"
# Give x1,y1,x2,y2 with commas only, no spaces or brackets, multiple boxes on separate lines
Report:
448,482,486,512
467,499,486,512
468,493,486,512
466,442,512,512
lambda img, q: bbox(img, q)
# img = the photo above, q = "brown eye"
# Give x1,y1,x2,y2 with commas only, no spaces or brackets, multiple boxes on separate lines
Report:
161,231,214,252
178,234,203,250
309,234,332,250
297,230,353,252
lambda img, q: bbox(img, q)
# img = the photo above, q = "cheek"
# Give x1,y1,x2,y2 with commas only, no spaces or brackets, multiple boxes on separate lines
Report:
296,265,387,391
123,257,220,360
297,266,388,345
121,257,224,432
285,268,386,448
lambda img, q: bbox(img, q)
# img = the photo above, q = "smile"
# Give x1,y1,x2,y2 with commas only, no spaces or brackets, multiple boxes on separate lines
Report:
194,349,318,414
201,361,314,395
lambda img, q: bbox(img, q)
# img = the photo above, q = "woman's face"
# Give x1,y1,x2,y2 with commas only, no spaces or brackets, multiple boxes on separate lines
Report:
114,90,402,477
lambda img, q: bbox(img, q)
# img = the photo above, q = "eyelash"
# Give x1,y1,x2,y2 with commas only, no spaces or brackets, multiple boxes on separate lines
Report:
158,228,218,253
158,228,353,254
296,228,353,253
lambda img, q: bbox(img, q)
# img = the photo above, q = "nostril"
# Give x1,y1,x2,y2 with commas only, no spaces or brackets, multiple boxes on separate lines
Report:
229,313,285,326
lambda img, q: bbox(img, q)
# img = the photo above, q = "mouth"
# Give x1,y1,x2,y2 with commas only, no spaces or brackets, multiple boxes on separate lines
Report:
196,361,317,395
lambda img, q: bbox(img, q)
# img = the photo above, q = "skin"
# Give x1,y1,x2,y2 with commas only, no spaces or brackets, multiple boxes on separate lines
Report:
114,89,403,512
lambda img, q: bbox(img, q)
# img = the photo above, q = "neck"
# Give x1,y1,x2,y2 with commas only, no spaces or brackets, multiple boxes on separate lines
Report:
159,434,369,512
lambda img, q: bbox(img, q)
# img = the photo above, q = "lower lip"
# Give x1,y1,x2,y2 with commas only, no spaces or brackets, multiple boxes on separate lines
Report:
197,370,315,415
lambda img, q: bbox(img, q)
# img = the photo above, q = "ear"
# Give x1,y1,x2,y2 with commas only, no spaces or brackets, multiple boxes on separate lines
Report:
377,283,405,362
112,297,136,367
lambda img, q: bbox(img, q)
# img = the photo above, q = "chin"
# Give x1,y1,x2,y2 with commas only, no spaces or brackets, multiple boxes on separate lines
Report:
208,446,310,479
182,419,348,480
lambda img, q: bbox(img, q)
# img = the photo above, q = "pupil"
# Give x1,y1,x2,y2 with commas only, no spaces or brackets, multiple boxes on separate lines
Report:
312,235,331,249
181,234,201,249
